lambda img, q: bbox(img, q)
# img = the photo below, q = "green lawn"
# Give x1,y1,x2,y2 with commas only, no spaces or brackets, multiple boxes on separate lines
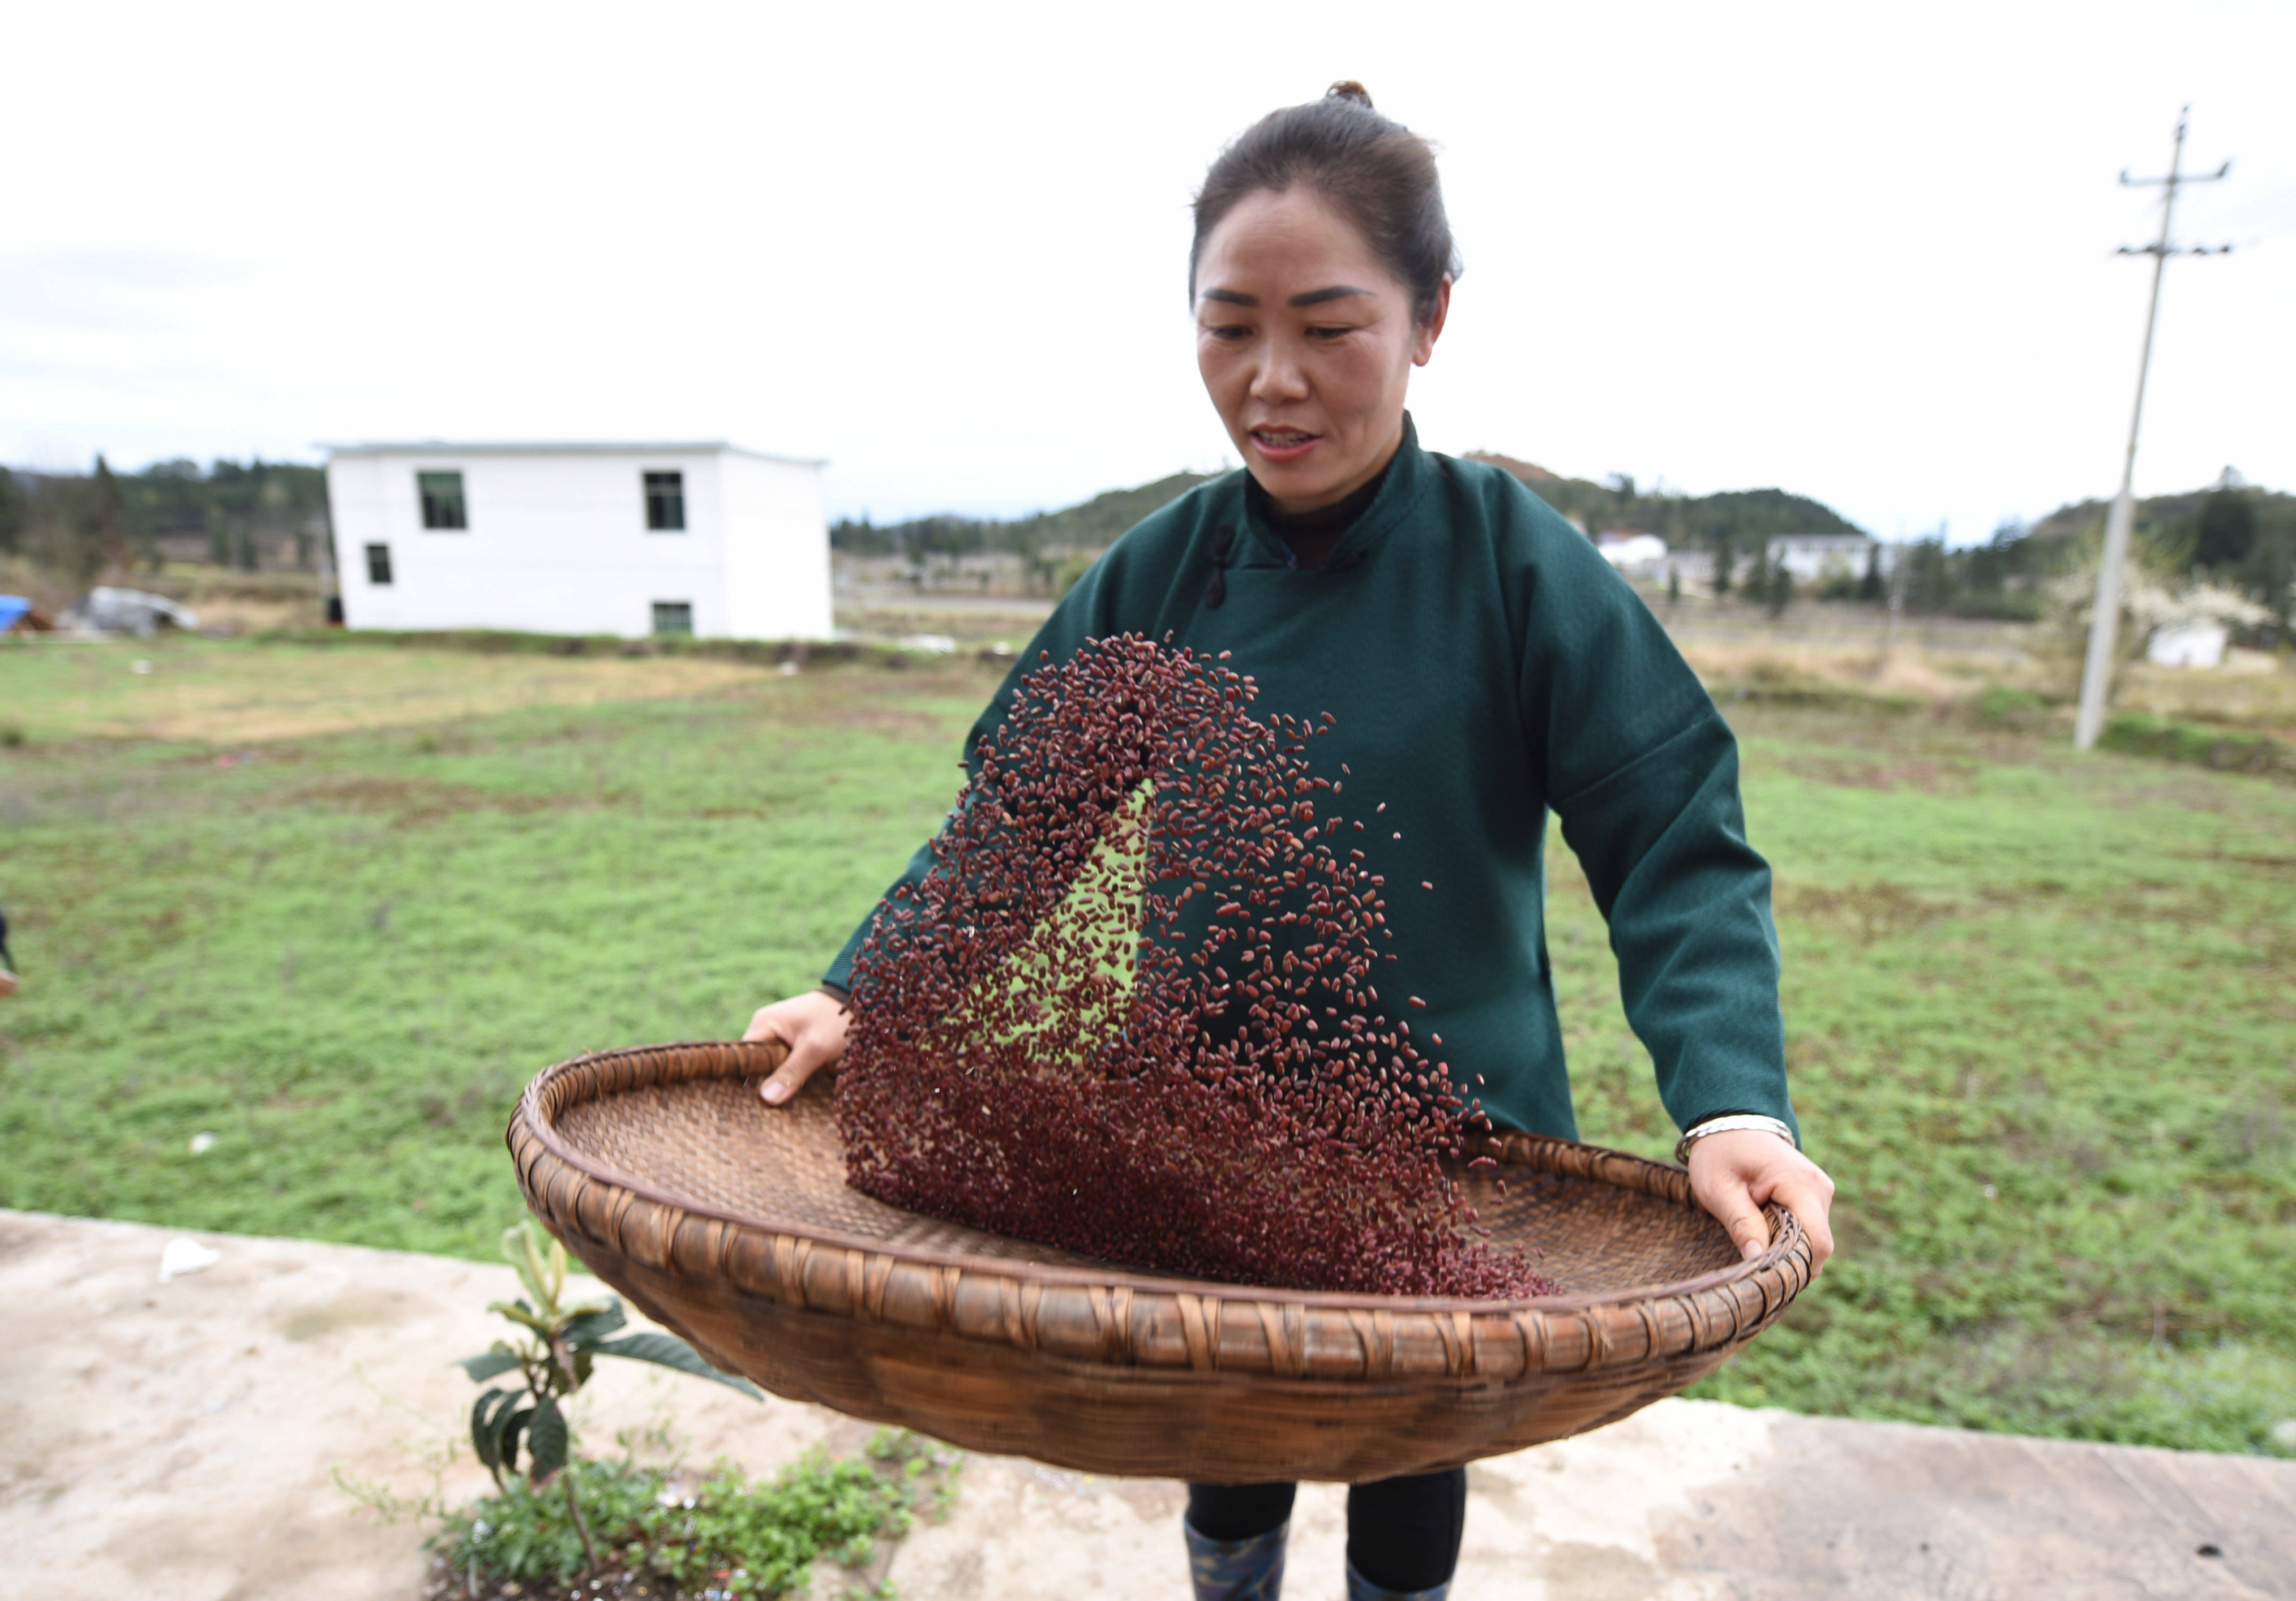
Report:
3,636,2290,1456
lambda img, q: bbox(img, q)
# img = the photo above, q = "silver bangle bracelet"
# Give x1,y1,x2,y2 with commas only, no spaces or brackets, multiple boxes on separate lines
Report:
1674,1114,1796,1166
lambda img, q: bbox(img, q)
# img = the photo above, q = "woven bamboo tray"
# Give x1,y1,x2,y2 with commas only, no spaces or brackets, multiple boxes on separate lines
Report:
509,1040,1812,1483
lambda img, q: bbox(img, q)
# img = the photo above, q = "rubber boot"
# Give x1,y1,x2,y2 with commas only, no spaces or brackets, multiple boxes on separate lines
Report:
1344,1557,1450,1601
1185,1517,1288,1600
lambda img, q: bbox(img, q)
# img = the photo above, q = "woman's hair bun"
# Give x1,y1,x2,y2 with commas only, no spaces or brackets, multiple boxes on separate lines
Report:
1192,78,1459,325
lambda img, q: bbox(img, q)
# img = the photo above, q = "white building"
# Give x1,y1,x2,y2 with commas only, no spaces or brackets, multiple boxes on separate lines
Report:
1596,533,1668,574
2147,622,2230,669
324,442,832,640
1766,534,1884,585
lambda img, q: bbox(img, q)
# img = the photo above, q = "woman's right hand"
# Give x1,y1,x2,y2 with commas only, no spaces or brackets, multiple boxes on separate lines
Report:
742,988,851,1106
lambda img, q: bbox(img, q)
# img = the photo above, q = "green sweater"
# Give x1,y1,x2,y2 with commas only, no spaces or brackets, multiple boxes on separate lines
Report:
827,419,1796,1143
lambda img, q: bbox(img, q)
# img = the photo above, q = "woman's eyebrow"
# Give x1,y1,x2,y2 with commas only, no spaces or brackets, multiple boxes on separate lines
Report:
1198,285,1374,309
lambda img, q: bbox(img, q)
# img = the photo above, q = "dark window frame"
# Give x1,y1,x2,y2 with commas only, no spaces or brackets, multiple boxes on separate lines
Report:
644,470,686,532
365,543,394,585
417,470,468,531
652,600,694,636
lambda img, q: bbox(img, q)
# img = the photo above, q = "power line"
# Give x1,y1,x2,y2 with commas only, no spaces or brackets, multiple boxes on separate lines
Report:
2073,108,2234,752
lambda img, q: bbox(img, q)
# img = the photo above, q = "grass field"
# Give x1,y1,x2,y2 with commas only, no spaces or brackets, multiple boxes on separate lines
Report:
2,633,2291,1457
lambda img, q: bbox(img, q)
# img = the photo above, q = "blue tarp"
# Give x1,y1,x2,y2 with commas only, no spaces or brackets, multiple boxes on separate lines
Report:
0,596,31,633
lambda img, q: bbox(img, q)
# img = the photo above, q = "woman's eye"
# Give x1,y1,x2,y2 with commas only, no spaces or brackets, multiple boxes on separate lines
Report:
1204,325,1250,342
1309,325,1353,340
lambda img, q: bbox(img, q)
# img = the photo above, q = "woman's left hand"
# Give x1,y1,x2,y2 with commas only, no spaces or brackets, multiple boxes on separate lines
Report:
1686,1130,1836,1274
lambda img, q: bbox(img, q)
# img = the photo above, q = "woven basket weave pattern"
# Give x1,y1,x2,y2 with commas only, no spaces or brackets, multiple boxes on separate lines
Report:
511,1040,1811,1481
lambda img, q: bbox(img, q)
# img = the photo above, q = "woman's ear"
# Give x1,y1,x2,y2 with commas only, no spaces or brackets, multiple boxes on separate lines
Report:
1413,277,1452,366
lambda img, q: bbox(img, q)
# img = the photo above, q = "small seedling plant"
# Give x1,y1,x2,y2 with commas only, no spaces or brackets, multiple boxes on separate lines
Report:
459,1221,763,1573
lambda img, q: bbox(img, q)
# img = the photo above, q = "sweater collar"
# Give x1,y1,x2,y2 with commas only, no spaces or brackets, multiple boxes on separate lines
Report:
1248,456,1391,549
1233,413,1431,572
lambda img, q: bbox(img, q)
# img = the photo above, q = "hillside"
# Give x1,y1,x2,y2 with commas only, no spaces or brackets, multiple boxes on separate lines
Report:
837,453,1864,561
832,470,1215,557
1461,453,1864,546
2027,483,2296,551
2023,478,2295,628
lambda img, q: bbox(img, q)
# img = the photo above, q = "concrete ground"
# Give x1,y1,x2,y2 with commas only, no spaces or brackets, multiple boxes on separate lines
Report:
6,1211,2291,1600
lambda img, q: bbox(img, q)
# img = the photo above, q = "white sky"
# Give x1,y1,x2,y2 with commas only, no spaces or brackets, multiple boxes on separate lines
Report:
3,1,2290,544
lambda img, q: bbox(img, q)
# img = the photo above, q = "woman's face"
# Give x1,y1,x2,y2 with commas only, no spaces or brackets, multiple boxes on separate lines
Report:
1195,186,1448,515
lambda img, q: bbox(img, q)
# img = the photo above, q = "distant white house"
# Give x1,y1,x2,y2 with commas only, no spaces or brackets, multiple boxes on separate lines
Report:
1596,533,1668,574
1766,534,1884,584
324,442,832,640
2147,622,2229,669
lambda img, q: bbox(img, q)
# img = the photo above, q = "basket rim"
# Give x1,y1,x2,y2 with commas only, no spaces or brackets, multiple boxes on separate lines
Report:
511,1038,1808,1319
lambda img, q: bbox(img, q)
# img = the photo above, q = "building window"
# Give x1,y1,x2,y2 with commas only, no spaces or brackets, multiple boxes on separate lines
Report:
644,471,686,531
652,601,693,636
365,543,394,585
418,470,467,530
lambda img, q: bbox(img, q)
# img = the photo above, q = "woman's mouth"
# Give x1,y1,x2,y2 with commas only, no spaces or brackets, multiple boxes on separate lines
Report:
1250,427,1320,463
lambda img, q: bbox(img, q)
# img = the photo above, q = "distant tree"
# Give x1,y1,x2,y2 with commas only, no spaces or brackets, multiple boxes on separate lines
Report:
1605,472,1636,535
2194,486,2257,572
18,462,127,591
1766,559,1793,618
1901,538,1957,615
1712,534,1734,598
2239,505,2296,632
1666,564,1681,610
207,458,264,570
88,457,130,574
1857,543,1884,604
1962,527,2014,596
1012,530,1061,594
0,469,20,555
830,516,894,555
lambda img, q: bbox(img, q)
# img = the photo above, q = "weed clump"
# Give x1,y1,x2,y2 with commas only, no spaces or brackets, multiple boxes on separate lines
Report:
2100,712,2291,778
837,634,1556,1299
427,1430,957,1599
1975,685,2050,730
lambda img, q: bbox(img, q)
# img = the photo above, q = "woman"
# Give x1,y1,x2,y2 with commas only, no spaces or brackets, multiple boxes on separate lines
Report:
745,82,1836,1601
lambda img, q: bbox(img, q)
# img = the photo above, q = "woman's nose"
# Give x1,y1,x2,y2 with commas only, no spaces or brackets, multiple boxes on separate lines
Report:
1248,339,1310,404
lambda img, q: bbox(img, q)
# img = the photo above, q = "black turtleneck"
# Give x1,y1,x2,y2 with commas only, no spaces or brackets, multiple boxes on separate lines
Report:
1245,453,1395,572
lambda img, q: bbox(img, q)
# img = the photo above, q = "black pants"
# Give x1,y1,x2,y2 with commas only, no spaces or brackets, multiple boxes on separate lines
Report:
1186,1469,1467,1593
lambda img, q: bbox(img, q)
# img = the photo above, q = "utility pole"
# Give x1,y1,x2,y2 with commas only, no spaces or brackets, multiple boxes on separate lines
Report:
1879,542,1904,664
2074,107,2233,750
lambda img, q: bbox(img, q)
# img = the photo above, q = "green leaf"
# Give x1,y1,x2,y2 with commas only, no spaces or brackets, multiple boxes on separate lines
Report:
527,1395,568,1483
497,1405,534,1479
457,1350,522,1383
589,1332,764,1398
470,1388,512,1471
562,1300,627,1347
488,1298,553,1336
505,1222,555,1312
